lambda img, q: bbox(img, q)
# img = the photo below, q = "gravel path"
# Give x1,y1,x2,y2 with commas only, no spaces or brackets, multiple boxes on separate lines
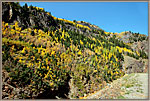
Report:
123,73,148,99
84,73,148,99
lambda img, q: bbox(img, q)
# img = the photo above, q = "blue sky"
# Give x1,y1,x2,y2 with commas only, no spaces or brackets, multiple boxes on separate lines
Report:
19,2,148,35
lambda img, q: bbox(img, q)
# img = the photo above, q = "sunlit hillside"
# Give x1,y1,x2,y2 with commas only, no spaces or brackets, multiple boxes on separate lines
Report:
2,2,148,99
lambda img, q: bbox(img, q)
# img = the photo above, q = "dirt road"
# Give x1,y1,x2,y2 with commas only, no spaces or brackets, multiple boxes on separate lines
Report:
84,73,148,99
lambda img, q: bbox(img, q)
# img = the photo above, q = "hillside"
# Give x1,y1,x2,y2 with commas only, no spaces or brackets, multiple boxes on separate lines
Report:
2,2,148,99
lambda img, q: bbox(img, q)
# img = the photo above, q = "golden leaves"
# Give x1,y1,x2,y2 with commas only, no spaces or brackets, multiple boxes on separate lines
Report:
80,40,84,45
51,50,55,56
78,50,82,55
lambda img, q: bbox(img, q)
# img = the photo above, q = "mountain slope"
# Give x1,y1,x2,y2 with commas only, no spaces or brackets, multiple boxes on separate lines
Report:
2,2,148,99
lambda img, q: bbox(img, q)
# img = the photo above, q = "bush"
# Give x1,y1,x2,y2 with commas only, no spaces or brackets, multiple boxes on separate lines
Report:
31,31,35,36
44,27,48,32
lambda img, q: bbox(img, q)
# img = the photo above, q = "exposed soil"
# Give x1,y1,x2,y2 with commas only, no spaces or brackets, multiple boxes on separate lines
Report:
84,73,148,99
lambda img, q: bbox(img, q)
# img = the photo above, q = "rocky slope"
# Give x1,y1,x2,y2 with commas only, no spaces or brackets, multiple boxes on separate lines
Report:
2,2,57,30
2,2,148,99
123,56,148,74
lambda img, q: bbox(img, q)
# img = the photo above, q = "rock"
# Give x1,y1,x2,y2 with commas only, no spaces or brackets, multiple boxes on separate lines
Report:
2,2,58,30
131,40,148,55
123,56,146,74
2,2,10,22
